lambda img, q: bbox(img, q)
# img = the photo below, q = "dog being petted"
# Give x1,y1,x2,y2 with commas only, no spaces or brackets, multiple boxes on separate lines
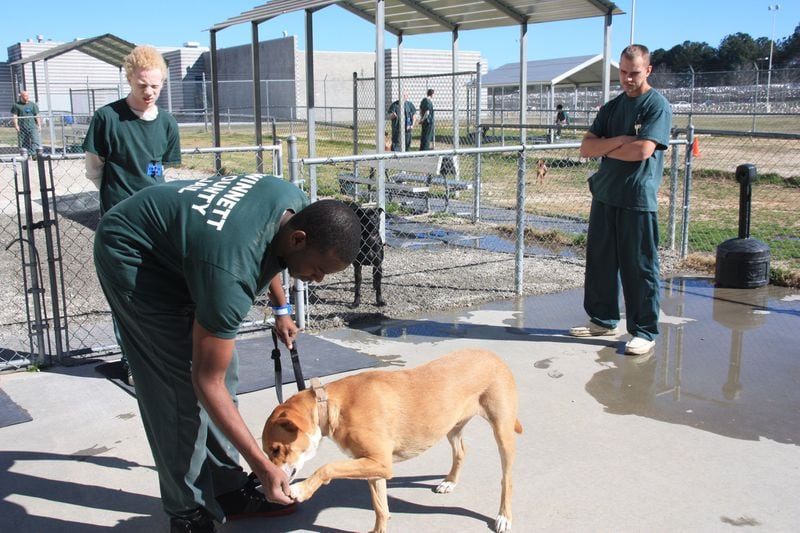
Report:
262,349,522,532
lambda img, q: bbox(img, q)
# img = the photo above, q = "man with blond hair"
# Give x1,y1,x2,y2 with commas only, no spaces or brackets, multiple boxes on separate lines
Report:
84,45,181,387
84,44,181,213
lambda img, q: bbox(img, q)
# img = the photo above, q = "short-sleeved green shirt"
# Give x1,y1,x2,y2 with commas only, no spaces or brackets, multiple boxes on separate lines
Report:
94,174,309,338
587,88,672,212
388,100,417,130
11,99,40,150
83,98,181,213
420,97,434,125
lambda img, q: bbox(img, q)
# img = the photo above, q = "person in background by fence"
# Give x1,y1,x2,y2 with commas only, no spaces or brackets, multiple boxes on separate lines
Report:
93,176,361,532
83,45,181,387
569,44,672,356
419,89,435,150
388,92,417,151
11,90,41,156
554,103,569,139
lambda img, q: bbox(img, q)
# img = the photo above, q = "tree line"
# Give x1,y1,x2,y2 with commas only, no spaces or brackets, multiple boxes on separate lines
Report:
651,23,800,72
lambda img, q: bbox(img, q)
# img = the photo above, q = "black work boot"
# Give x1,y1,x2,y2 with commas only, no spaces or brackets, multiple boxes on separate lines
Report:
216,473,297,521
169,507,216,533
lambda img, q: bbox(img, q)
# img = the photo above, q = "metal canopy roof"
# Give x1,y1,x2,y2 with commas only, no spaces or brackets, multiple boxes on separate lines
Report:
483,54,620,88
210,0,623,36
10,33,136,68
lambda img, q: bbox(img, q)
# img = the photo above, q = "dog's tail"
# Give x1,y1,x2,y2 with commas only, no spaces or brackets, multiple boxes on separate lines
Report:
514,419,523,434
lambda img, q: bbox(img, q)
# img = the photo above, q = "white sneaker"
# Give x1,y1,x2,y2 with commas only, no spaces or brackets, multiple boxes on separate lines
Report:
568,323,619,337
625,336,655,355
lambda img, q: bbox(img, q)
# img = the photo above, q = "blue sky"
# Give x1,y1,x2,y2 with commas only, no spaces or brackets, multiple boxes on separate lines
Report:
5,0,798,70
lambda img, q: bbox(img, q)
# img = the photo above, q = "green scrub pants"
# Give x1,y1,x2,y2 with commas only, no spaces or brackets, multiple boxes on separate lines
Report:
420,122,434,150
584,199,660,341
95,265,248,521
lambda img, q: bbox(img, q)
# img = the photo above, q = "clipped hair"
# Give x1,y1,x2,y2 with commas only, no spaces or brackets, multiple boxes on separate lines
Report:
124,45,167,79
289,199,361,264
621,44,651,63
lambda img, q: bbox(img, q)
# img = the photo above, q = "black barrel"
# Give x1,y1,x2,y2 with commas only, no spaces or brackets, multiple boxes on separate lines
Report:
715,237,770,288
714,163,771,289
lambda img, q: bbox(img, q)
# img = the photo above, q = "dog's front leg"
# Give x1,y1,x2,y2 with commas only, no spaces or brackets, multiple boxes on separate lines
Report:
373,263,386,307
290,456,392,503
368,478,390,533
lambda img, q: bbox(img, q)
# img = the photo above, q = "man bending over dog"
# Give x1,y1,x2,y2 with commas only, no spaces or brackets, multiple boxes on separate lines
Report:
93,174,360,532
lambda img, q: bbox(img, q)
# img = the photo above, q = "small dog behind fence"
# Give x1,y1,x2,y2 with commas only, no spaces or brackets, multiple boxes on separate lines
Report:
536,159,548,184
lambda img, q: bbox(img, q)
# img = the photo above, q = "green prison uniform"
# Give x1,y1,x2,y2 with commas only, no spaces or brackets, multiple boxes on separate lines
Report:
419,96,434,151
83,98,181,214
584,88,672,341
11,99,41,152
388,99,416,151
93,174,308,520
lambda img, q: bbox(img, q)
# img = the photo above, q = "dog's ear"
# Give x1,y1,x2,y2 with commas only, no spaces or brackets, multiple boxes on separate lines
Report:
276,415,300,435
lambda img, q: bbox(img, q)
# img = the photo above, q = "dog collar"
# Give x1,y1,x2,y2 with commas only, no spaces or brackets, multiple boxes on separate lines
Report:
310,377,329,436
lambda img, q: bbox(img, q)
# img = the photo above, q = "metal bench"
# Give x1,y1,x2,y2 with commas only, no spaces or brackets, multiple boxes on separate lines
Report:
337,173,430,205
358,154,468,211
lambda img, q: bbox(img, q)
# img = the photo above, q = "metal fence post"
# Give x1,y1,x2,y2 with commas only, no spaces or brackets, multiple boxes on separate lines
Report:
514,148,527,294
35,150,67,361
352,71,359,178
16,151,49,367
680,125,696,258
473,63,482,223
667,131,680,250
287,136,307,329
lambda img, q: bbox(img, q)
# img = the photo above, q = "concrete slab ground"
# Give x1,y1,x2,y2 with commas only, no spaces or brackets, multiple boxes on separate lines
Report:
1,275,799,532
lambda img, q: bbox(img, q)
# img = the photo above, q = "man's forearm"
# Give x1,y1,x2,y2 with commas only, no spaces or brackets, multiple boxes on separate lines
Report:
580,135,630,158
605,139,656,162
267,276,287,306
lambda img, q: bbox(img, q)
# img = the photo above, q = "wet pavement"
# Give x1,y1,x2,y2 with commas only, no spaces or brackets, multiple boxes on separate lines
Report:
1,275,799,531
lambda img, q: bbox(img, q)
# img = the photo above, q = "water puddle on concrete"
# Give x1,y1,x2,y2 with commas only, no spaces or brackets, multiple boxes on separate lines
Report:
337,276,800,445
585,277,800,445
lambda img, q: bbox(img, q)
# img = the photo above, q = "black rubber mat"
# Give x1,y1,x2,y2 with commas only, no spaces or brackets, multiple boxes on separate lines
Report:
95,333,378,397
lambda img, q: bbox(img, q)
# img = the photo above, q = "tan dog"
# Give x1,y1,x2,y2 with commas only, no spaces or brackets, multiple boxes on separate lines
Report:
262,349,523,533
536,158,549,184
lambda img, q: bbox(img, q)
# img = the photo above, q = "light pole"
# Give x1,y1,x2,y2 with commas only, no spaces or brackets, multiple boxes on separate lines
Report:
766,4,780,112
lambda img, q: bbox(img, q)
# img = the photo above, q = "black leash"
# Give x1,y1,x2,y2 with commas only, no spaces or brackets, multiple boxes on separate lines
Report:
270,328,306,403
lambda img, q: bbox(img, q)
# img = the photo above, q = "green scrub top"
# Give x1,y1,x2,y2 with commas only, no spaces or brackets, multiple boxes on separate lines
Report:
587,89,672,212
11,99,40,149
94,174,309,338
83,98,181,212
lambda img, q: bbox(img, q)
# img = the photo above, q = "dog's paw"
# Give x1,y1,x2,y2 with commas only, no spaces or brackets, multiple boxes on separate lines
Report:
434,480,457,493
376,299,387,307
289,483,307,502
495,514,512,532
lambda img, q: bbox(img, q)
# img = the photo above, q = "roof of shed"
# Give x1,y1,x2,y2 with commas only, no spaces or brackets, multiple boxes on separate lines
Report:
10,33,136,68
210,0,623,36
483,54,620,88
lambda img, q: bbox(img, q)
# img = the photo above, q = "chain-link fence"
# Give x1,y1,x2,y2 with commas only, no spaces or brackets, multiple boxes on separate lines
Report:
679,129,799,274
296,128,799,327
0,146,283,370
2,122,798,372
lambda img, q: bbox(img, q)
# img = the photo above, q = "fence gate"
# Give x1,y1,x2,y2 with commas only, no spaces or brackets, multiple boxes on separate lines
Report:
1,153,70,370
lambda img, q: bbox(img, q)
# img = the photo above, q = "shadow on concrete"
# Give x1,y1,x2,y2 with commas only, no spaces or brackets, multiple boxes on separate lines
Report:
245,475,493,533
0,450,161,532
